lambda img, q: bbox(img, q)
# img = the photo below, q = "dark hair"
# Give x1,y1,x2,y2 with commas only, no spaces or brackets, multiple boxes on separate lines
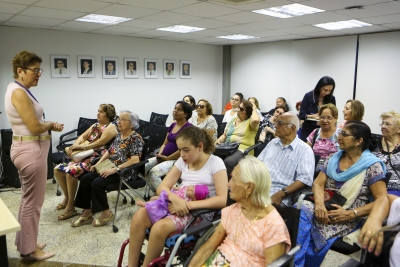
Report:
242,100,253,119
346,99,364,121
313,76,336,103
234,92,244,102
344,120,377,151
100,104,116,122
183,95,196,111
198,99,213,115
12,51,43,79
176,126,214,154
277,97,289,111
295,101,302,111
176,101,193,121
275,105,286,113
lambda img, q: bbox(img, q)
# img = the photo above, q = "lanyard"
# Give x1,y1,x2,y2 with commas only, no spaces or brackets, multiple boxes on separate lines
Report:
14,80,46,121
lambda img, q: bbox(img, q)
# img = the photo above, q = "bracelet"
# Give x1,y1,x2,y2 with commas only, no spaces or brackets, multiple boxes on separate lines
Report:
352,209,358,218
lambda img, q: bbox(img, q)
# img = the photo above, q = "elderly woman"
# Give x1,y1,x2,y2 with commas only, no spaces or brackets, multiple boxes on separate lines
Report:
5,51,64,260
72,110,144,227
188,156,291,267
267,97,289,116
128,126,228,267
294,121,388,267
299,76,336,142
216,100,260,175
248,97,263,120
54,104,118,220
372,111,400,196
144,101,192,192
338,99,364,128
189,99,218,141
222,93,244,124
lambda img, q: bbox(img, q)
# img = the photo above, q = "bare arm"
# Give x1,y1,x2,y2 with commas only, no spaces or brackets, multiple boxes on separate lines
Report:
188,223,226,267
215,130,227,145
72,123,118,151
250,103,260,130
312,172,330,224
264,243,286,265
271,180,307,205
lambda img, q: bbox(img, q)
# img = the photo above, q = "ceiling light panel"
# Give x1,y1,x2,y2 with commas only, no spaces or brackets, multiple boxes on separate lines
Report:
216,34,259,40
314,20,372,30
75,14,132,25
252,4,325,18
157,25,206,33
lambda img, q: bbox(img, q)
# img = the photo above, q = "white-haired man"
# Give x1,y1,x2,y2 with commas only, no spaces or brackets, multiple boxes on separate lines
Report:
257,112,314,206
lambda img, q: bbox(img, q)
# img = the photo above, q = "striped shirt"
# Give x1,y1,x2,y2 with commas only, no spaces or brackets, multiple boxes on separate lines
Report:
257,136,314,206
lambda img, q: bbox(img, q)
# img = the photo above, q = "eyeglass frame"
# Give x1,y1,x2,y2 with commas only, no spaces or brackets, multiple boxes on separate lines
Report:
25,67,43,75
117,118,130,123
275,120,294,127
196,104,206,109
338,130,353,137
319,116,334,121
379,121,395,127
238,106,245,112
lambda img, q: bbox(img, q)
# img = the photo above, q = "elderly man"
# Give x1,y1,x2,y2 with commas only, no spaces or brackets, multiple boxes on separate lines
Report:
257,112,314,206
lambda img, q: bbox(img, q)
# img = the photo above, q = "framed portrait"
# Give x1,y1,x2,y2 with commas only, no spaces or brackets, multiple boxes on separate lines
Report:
144,59,158,79
77,56,95,78
50,55,70,78
124,58,139,79
180,60,191,79
102,57,118,79
163,60,176,79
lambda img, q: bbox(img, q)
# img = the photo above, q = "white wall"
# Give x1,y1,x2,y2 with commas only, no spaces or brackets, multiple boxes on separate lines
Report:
0,26,223,149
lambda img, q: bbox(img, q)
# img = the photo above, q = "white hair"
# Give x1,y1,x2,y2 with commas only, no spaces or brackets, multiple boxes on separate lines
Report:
119,110,139,130
284,111,300,130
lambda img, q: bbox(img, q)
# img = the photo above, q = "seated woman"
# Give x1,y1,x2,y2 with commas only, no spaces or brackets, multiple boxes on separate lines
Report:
294,121,388,267
222,93,243,124
54,104,118,220
144,101,192,192
358,194,399,267
338,99,364,128
248,97,263,120
188,156,291,267
216,100,260,175
128,126,228,267
221,92,243,115
259,105,285,143
306,104,340,174
372,111,400,196
72,110,144,227
267,97,289,116
189,99,218,141
183,95,196,113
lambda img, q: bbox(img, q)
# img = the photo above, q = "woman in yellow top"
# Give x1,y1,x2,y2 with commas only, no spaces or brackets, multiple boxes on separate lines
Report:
215,100,259,176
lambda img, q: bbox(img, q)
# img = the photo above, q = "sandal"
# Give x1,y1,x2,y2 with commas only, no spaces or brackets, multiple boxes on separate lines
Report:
92,212,114,227
57,209,77,221
71,214,93,227
56,203,67,210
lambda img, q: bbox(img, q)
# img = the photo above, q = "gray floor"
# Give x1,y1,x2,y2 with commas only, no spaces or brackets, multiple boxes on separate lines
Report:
2,180,360,267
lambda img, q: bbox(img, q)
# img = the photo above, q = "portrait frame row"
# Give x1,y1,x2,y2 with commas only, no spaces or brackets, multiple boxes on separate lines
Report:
50,55,192,79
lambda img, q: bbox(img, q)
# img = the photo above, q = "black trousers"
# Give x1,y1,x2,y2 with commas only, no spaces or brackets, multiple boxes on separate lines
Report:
74,171,120,213
222,150,244,178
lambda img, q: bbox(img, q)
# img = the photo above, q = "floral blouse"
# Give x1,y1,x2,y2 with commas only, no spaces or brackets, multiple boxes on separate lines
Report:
307,128,340,159
108,132,144,181
189,113,218,141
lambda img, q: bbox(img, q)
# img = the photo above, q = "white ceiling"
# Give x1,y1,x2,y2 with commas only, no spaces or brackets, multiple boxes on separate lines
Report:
1,0,400,45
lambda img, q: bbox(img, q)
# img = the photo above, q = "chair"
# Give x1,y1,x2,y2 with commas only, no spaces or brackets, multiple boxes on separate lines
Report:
216,122,226,139
136,119,153,140
149,124,169,156
212,114,224,123
150,112,169,126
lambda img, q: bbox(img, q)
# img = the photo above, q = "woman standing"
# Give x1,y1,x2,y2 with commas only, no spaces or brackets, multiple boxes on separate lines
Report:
299,76,336,142
222,93,244,125
189,99,218,141
5,51,64,260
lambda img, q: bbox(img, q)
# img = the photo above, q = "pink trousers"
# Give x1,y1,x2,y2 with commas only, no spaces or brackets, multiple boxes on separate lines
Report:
11,139,50,255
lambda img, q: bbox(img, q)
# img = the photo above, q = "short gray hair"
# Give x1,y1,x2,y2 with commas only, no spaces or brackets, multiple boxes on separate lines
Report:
119,110,139,130
284,111,300,130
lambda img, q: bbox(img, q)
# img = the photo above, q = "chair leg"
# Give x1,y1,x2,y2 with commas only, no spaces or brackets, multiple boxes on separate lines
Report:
112,176,124,233
56,184,61,196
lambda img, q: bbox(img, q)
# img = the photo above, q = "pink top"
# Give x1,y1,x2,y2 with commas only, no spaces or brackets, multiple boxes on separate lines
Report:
218,203,291,267
5,82,46,136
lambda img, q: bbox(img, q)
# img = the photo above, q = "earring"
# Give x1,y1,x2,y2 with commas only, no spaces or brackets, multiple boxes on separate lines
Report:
246,194,249,199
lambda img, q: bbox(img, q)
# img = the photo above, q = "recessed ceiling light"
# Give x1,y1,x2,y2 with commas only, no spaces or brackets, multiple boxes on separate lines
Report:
314,20,372,30
252,3,324,18
75,14,132,25
156,25,205,33
216,34,259,40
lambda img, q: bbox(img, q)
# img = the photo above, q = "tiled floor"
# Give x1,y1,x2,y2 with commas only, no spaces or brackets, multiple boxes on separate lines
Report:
2,180,361,267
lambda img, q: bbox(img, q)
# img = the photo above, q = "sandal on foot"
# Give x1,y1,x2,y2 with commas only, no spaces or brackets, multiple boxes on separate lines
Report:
56,203,66,210
57,209,77,221
71,214,93,227
92,212,114,227
21,252,55,261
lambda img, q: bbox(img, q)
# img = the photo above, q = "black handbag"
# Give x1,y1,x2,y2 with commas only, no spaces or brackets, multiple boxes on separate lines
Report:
214,142,239,157
304,190,347,211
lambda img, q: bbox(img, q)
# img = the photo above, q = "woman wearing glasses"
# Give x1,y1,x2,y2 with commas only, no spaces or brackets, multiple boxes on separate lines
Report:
189,99,218,141
294,121,387,267
216,100,260,176
222,93,244,125
372,111,400,196
5,51,64,260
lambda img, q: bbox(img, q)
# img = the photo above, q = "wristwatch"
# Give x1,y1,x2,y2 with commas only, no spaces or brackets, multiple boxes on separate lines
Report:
282,188,288,196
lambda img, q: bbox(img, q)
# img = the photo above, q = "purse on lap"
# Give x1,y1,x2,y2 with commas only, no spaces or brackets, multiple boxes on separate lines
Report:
94,159,116,173
214,142,239,157
65,125,100,162
304,190,347,211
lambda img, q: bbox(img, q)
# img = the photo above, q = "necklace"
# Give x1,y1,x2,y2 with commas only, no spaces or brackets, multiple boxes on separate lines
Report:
234,205,267,244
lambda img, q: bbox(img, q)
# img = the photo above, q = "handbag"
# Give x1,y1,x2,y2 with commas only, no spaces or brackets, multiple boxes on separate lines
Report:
304,189,347,211
65,125,100,162
94,159,116,173
214,142,239,157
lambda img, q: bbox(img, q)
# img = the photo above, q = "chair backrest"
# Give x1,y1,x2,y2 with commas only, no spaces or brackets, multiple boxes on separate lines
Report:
139,136,151,175
136,119,153,138
149,124,169,154
212,114,224,123
261,111,270,117
150,112,169,126
273,204,301,251
216,122,226,138
77,117,98,136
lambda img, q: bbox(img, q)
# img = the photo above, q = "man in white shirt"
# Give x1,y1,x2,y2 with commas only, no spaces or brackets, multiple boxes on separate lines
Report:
81,60,92,75
147,62,156,76
54,59,68,75
126,62,136,76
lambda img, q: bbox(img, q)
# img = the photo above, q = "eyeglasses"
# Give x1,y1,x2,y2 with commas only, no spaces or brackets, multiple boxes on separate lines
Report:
231,97,240,101
320,116,334,121
338,130,353,137
276,121,294,127
26,68,43,75
379,122,394,127
196,104,205,109
238,106,245,112
117,118,129,123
